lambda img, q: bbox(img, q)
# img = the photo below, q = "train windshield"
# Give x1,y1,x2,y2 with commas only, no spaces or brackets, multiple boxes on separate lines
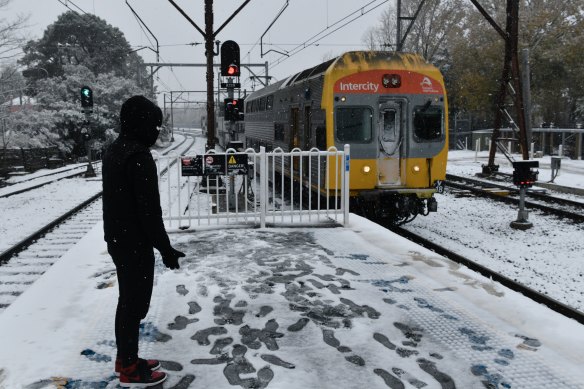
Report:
336,107,373,143
413,104,443,141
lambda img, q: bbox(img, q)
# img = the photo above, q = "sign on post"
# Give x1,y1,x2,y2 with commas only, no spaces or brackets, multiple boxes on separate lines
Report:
181,153,249,176
227,154,248,175
181,156,204,176
204,154,226,176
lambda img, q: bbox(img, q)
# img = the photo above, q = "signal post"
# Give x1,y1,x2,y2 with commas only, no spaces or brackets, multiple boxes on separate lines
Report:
510,160,539,230
80,86,96,178
220,41,244,208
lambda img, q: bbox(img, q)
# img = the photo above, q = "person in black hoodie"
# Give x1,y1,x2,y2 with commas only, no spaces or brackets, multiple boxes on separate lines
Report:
102,95,185,387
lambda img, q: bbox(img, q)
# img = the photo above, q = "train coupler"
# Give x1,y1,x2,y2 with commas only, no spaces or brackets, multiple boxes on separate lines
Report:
427,197,437,212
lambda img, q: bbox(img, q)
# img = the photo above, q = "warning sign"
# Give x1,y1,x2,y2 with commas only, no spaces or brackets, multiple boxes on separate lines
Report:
226,154,248,175
181,156,204,176
204,154,227,176
181,153,247,176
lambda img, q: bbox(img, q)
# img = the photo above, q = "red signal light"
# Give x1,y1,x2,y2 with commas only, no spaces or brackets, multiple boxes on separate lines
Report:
232,99,238,106
227,64,238,76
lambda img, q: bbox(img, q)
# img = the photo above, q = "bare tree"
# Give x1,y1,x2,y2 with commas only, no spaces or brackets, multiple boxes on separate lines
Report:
0,0,28,61
0,64,26,104
362,0,468,61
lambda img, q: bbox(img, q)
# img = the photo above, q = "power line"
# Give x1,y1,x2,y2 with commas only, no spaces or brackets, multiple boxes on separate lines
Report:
55,0,87,15
269,0,390,69
157,55,188,92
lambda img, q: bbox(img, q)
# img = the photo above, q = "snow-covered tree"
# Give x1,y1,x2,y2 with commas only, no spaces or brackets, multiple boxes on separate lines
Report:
19,11,148,87
7,64,150,156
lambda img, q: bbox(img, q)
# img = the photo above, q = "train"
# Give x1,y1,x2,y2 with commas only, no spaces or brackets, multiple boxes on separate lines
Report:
218,51,448,225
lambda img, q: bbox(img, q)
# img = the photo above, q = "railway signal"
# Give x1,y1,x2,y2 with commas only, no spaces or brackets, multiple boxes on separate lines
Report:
224,98,243,121
80,86,93,113
220,40,240,77
79,87,95,177
510,160,539,230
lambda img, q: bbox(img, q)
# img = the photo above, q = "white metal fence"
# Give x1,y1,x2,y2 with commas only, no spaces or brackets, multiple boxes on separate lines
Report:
154,145,350,229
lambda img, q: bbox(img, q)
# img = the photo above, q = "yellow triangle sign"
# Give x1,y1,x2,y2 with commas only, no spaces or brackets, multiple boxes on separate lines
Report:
228,155,237,164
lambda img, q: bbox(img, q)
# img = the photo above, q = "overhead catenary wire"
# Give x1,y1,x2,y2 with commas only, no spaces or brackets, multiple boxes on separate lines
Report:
157,54,188,92
240,0,390,88
269,0,390,69
125,0,159,62
55,0,87,15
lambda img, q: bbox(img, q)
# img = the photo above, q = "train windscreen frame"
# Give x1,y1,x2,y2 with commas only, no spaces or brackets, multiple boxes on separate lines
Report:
412,104,443,142
335,106,373,143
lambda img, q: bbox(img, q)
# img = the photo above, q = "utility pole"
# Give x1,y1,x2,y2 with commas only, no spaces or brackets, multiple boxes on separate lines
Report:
395,0,426,52
168,0,251,151
469,0,529,174
522,48,532,148
204,0,214,150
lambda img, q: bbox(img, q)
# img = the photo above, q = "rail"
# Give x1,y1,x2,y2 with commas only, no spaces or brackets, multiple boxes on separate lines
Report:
393,226,584,325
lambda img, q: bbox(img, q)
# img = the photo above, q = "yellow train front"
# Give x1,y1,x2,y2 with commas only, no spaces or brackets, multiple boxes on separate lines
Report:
244,51,448,225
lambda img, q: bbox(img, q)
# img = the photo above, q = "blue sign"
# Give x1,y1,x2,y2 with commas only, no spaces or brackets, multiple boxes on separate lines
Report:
345,155,350,172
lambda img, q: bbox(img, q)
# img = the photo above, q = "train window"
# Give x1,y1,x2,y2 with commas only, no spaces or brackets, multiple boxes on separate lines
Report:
381,110,397,142
267,95,274,111
335,107,373,143
259,97,266,111
274,123,285,141
413,105,443,141
316,126,327,149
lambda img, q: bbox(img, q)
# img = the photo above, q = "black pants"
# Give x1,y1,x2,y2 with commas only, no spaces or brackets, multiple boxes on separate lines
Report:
107,243,155,366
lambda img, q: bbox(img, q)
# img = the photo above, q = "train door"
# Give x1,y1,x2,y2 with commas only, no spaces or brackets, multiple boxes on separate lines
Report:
378,101,403,185
290,107,300,171
303,106,312,178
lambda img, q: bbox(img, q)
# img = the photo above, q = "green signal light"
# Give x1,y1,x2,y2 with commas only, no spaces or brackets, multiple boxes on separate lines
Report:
80,86,93,109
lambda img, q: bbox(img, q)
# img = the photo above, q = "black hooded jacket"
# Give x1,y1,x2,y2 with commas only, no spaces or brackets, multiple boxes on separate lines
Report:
102,96,172,255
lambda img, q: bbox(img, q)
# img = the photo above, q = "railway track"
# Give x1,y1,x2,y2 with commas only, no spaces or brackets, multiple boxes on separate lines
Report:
390,225,584,326
0,135,196,313
0,199,102,311
0,163,102,199
446,173,584,223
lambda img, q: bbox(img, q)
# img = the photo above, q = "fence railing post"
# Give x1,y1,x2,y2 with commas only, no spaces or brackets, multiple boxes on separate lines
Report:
260,146,267,228
343,144,350,226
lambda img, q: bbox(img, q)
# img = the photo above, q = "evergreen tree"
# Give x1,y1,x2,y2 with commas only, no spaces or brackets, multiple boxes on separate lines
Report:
19,11,149,89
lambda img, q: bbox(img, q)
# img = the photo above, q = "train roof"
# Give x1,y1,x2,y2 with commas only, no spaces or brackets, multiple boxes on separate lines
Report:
246,51,437,101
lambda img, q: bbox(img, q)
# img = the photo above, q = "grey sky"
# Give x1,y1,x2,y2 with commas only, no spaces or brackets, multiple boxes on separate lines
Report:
7,0,390,101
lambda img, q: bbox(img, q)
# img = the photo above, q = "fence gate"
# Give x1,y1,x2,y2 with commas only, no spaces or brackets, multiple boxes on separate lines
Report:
154,145,350,229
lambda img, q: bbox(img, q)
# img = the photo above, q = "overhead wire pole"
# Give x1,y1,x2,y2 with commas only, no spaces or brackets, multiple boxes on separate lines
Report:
204,0,215,151
469,0,529,173
126,1,160,96
168,0,252,151
395,0,426,52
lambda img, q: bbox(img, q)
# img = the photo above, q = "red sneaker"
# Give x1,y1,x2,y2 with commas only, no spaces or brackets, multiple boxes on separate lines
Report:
119,360,167,388
115,357,161,376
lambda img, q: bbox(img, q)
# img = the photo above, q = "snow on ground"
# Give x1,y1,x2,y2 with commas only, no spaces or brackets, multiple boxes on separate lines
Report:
0,177,103,253
0,219,583,388
448,150,584,190
0,146,583,388
405,150,584,312
0,136,189,254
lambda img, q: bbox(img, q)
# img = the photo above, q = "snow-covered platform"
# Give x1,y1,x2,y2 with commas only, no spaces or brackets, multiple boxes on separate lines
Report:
0,215,583,389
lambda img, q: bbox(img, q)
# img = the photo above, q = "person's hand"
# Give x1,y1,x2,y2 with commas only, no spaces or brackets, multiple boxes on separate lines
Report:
162,247,185,269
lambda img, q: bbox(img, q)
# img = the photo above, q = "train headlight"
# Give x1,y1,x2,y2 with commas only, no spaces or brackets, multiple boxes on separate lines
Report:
362,165,371,174
340,96,347,102
412,165,421,173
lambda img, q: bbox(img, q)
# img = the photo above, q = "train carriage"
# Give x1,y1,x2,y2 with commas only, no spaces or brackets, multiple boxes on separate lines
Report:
243,51,448,224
